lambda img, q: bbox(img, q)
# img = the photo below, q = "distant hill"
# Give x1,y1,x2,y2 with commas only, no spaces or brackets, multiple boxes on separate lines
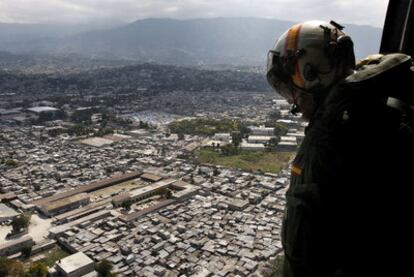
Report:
0,18,382,66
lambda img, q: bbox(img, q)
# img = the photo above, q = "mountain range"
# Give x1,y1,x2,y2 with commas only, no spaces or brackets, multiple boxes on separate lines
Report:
0,18,382,66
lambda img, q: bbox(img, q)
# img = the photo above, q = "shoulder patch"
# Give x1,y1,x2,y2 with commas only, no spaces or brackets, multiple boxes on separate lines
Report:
291,164,302,176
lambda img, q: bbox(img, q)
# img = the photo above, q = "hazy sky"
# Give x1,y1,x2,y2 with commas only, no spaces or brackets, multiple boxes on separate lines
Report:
0,0,389,27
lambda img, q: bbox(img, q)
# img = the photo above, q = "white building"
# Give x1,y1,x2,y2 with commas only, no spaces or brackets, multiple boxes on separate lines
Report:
272,99,290,108
249,126,275,136
27,106,58,114
247,135,273,144
53,252,95,277
0,203,20,223
240,141,266,151
277,136,298,151
0,235,34,256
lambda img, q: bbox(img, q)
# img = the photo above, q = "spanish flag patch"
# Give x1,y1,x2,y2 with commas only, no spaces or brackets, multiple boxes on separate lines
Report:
291,164,302,176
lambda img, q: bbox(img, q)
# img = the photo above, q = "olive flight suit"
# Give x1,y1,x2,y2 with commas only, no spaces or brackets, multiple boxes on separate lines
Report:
282,54,414,276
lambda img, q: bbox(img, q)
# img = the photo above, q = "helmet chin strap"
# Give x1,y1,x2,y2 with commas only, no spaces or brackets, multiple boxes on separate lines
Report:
290,103,300,115
289,90,301,115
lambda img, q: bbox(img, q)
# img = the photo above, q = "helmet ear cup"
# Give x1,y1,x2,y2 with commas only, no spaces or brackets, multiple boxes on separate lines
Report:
303,63,318,81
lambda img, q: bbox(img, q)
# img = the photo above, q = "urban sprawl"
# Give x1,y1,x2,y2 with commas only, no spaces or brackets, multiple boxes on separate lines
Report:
0,63,306,277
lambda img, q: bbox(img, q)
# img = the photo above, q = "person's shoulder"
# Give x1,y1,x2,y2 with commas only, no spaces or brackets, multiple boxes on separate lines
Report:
346,53,411,85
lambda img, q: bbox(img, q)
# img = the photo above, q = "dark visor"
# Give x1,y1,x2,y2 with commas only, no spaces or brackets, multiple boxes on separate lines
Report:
266,50,296,99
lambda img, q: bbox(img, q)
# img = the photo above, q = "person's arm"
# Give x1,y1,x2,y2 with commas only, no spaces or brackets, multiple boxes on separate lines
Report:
282,129,345,276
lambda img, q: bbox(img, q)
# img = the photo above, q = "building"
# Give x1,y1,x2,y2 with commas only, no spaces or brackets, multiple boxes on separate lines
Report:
0,203,20,223
0,235,34,256
140,172,163,182
27,106,58,114
33,171,142,207
112,179,176,207
53,252,95,277
277,136,298,152
249,126,275,136
240,141,266,151
0,192,17,202
213,133,231,142
39,193,90,216
221,198,249,211
247,135,273,144
79,137,114,147
272,99,290,108
170,180,200,201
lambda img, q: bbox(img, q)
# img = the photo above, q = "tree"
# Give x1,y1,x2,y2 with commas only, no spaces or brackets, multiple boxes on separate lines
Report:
155,188,172,199
0,257,24,277
95,259,114,277
231,131,242,147
139,120,150,129
5,159,18,167
177,132,185,140
11,213,31,233
22,246,32,258
266,137,279,151
0,257,9,277
239,124,250,138
121,200,132,211
27,262,48,277
213,167,220,176
221,144,239,156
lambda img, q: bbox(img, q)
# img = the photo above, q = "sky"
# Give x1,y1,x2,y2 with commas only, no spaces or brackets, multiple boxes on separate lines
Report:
0,0,389,27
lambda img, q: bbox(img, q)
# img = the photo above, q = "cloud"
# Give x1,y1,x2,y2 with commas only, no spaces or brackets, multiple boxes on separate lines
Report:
0,0,388,27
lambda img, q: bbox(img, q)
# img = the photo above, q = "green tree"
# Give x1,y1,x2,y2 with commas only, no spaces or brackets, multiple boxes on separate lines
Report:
239,124,250,138
22,246,32,258
26,262,48,277
139,121,150,129
213,167,220,176
5,159,18,167
121,200,132,211
266,137,279,151
231,131,242,147
0,257,25,277
95,259,114,277
221,144,239,156
11,213,31,233
0,257,9,277
155,188,172,199
177,132,185,140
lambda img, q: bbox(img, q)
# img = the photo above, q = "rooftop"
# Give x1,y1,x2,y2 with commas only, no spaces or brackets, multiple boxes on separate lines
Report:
40,193,89,213
79,137,114,147
0,203,20,219
56,251,94,274
0,235,33,250
27,106,58,113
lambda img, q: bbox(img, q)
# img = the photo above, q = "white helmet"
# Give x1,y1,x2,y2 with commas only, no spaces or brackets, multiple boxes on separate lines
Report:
266,20,355,99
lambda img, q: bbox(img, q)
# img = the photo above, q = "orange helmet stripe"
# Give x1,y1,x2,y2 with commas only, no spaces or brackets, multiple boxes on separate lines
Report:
284,24,302,51
284,24,306,88
293,63,305,88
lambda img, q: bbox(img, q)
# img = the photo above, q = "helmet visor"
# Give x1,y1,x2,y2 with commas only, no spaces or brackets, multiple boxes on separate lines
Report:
266,50,294,99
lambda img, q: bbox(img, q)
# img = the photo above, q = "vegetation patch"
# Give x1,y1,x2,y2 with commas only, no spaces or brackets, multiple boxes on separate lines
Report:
42,248,70,267
195,147,294,173
169,118,241,136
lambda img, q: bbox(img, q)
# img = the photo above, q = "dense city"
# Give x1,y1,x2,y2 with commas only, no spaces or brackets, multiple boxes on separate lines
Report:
0,54,306,277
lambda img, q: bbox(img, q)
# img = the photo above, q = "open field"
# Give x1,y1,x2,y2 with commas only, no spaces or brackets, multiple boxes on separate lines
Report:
195,148,294,173
169,118,241,136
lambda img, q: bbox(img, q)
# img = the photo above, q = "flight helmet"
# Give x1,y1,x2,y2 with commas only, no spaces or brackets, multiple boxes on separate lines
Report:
266,20,355,100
